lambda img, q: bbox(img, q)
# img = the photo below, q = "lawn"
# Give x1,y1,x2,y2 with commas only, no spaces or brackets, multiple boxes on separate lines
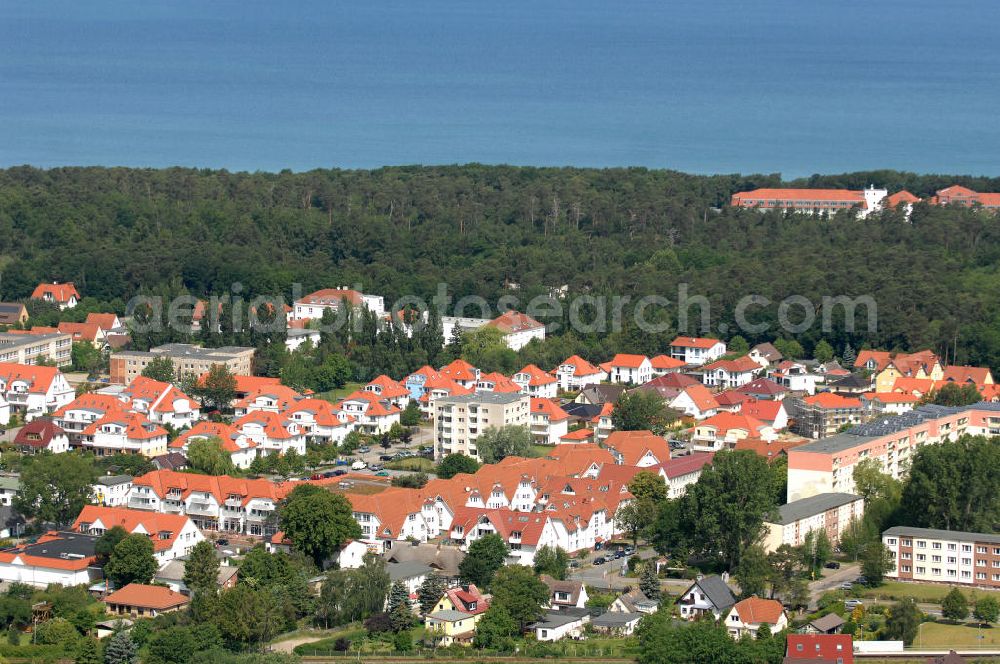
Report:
532,443,555,457
385,457,435,472
858,581,964,603
914,621,1000,648
315,382,365,402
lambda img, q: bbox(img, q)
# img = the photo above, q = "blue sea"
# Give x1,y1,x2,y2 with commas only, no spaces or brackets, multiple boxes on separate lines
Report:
2,0,999,177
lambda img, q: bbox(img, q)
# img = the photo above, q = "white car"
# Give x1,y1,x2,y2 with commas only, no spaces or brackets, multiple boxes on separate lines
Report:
351,460,368,471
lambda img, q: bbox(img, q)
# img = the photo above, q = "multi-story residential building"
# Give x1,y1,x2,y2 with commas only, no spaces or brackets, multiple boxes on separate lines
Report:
608,354,653,385
785,403,995,502
485,311,546,351
787,392,863,439
529,398,569,445
0,363,74,422
433,392,530,460
119,376,200,429
170,421,258,469
882,526,1000,588
691,412,774,452
284,398,355,445
30,282,80,309
931,185,1000,209
669,337,727,366
554,355,605,392
81,412,169,457
92,475,134,507
0,332,73,366
729,186,888,219
700,355,761,389
337,390,400,434
110,344,255,384
762,492,864,552
73,505,204,565
292,287,385,319
513,364,558,399
235,411,306,457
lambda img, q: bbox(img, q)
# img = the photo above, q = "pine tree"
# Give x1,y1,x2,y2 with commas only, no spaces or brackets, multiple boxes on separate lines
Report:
103,631,138,664
386,580,410,615
74,637,102,664
639,561,661,600
389,598,413,633
842,343,856,367
417,575,447,615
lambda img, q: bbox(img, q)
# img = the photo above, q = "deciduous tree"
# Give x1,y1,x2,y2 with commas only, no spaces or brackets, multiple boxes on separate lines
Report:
279,484,361,568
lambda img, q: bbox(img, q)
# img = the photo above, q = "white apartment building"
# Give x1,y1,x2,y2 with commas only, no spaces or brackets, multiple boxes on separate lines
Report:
0,332,73,367
762,492,865,553
433,392,530,460
292,287,386,319
882,526,1000,589
669,337,727,366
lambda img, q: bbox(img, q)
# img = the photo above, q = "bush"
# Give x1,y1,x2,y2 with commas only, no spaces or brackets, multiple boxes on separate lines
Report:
334,637,351,652
364,612,392,634
392,630,413,652
33,617,79,651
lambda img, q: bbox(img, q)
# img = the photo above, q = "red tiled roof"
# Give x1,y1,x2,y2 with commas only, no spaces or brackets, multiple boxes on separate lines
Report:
85,313,119,331
942,365,992,386
740,399,784,424
602,430,670,466
486,311,543,334
670,336,723,349
658,452,715,479
731,596,785,625
72,506,190,552
439,359,478,382
297,288,364,306
732,189,865,205
556,355,602,377
698,412,767,435
0,363,62,395
649,355,685,370
13,418,66,449
516,364,557,386
31,282,80,303
531,398,569,422
681,383,720,412
611,354,649,369
57,322,103,343
172,421,251,453
703,355,761,374
785,634,853,663
887,190,920,207
104,583,189,610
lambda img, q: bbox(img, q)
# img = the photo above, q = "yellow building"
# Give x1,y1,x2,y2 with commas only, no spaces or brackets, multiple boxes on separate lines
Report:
424,585,489,646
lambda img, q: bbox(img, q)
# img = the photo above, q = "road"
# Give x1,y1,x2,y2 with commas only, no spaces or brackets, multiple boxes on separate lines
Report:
807,562,862,608
568,547,694,593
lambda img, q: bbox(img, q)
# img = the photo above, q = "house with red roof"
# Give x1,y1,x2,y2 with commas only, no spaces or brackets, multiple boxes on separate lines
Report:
475,372,522,394
656,452,715,499
668,383,719,420
860,391,919,417
669,336,727,366
284,397,356,445
786,634,853,663
701,355,762,389
485,311,546,350
725,596,788,638
170,421,257,469
31,282,80,310
554,355,606,392
692,412,775,451
530,398,570,444
73,505,205,565
649,354,685,376
0,530,102,587
736,377,788,401
609,354,653,385
82,412,170,457
13,417,69,454
232,383,303,417
120,376,200,429
57,321,107,348
52,392,131,445
0,363,74,422
740,398,789,430
559,428,595,444
104,582,190,617
513,364,558,399
349,487,441,546
730,186,888,219
235,410,306,456
365,375,411,409
425,583,491,646
85,313,122,332
338,390,401,434
292,287,385,319
602,430,671,467
942,365,993,387
439,359,480,389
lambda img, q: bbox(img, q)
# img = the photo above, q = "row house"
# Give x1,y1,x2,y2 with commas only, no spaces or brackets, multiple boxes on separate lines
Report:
338,390,401,434
529,398,570,445
608,354,653,385
119,376,200,429
513,364,558,399
0,363,74,423
170,421,258,469
854,349,943,393
127,470,290,536
554,355,605,392
669,337,727,366
73,505,204,565
234,411,306,456
81,412,169,457
700,355,762,389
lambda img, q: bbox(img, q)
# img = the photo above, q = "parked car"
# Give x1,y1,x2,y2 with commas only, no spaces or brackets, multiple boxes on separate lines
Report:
624,546,636,555
369,464,384,471
216,539,230,547
351,460,368,470
310,473,324,480
358,446,371,453
379,454,394,462
375,470,390,477
825,561,841,569
839,582,853,591
569,560,580,568
333,469,347,476
334,459,349,466
322,471,337,478
855,576,867,585
844,599,863,609
594,557,607,565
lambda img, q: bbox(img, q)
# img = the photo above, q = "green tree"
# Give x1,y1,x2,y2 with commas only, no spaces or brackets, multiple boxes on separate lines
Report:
388,600,413,633
94,526,128,564
474,425,532,464
672,450,777,569
386,581,409,616
279,484,362,568
884,599,922,645
813,339,835,363
799,529,833,579
35,617,79,651
974,596,1000,626
734,545,772,599
417,574,447,615
489,565,549,630
773,338,804,360
184,540,221,595
103,630,138,664
145,626,198,664
74,636,102,664
72,343,106,377
628,471,668,502
461,326,517,374
728,335,749,354
532,545,570,580
349,553,391,620
616,497,658,547
611,391,677,431
187,437,235,476
852,458,902,503
837,517,872,562
639,561,661,600
15,452,98,525
104,534,157,588
473,604,517,650
924,382,982,407
941,587,969,621
195,364,237,413
860,542,894,587
637,613,740,664
141,356,176,382
459,533,509,588
400,401,422,427
212,585,285,649
437,453,480,479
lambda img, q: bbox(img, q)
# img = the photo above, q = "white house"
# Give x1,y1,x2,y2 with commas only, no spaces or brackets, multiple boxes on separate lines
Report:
292,287,385,319
700,355,761,389
608,354,653,385
530,398,570,445
92,475,134,507
120,376,200,430
725,597,788,638
513,365,559,399
171,421,258,470
0,531,102,588
234,411,306,456
555,356,606,392
532,610,590,641
678,575,737,621
669,337,727,366
485,311,546,351
0,364,74,422
73,505,205,566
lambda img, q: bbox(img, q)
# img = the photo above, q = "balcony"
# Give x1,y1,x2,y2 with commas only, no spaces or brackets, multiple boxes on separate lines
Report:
187,502,217,517
127,498,155,510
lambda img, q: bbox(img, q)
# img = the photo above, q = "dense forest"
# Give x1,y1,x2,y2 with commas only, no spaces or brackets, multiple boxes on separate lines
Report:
2,165,1000,372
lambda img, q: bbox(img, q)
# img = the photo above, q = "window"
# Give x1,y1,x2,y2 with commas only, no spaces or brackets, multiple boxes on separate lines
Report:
917,540,926,548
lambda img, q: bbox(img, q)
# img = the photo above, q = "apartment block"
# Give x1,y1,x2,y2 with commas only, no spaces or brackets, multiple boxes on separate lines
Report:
0,332,72,366
883,526,1000,588
762,492,864,552
110,344,254,384
433,392,530,460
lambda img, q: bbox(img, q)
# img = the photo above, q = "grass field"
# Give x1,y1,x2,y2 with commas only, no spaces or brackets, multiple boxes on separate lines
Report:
385,457,435,472
915,621,1000,648
532,443,555,457
859,581,963,603
316,382,365,403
